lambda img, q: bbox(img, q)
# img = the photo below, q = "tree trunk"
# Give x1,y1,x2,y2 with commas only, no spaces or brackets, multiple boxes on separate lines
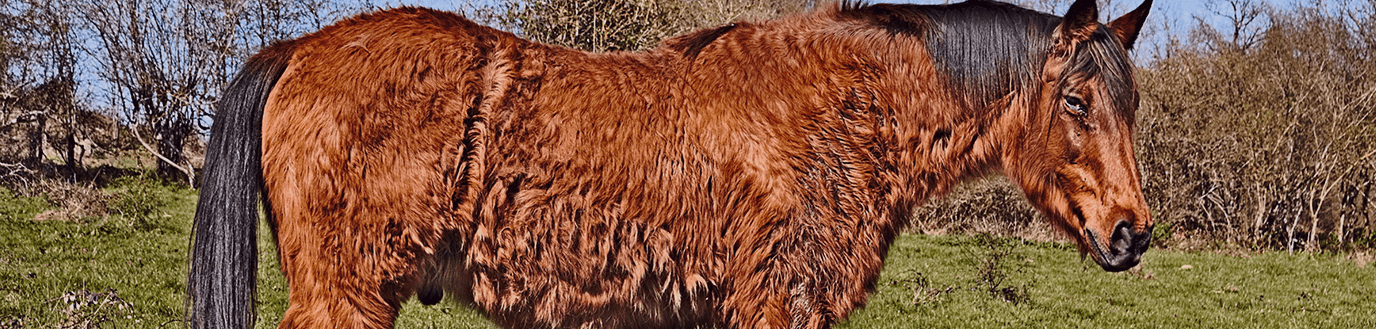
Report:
1286,207,1302,254
1306,210,1320,253
63,131,76,176
27,111,45,165
154,116,188,181
1251,181,1270,249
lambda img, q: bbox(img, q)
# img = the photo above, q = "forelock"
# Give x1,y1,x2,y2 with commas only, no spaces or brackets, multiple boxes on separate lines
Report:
1068,27,1138,122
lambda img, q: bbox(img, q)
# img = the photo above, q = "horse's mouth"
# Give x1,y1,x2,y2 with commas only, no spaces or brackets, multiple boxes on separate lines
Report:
1084,222,1148,272
1084,229,1119,271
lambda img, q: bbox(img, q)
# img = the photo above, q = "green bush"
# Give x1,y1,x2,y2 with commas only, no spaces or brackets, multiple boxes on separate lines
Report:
107,175,170,230
1151,220,1173,247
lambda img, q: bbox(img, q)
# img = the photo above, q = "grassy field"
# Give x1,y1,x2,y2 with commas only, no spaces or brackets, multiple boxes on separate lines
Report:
2,182,1373,328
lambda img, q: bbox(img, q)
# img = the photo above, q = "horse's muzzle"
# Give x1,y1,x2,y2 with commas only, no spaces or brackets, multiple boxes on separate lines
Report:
1090,219,1152,272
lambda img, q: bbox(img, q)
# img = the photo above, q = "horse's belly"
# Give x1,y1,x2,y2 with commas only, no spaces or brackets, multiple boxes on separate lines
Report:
454,174,717,328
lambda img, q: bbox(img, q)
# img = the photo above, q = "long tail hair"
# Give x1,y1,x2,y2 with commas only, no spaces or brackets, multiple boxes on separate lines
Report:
186,43,294,329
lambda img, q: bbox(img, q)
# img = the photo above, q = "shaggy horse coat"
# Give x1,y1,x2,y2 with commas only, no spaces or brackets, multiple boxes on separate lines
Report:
187,0,1155,328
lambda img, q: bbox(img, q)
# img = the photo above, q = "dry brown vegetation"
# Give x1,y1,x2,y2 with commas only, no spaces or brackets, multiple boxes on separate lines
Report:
0,0,365,187
1138,1,1376,253
464,0,817,52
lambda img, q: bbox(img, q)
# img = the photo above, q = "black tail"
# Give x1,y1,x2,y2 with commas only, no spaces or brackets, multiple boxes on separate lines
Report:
187,43,294,329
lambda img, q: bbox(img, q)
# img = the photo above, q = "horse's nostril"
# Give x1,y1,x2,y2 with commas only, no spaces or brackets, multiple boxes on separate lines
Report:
1134,224,1153,249
1110,220,1134,254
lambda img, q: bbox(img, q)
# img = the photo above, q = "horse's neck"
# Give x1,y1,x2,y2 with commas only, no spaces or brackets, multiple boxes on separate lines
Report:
819,30,1012,211
679,21,1006,212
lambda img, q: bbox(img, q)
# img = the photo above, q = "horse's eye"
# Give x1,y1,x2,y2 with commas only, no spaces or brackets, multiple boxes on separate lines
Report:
1063,96,1087,116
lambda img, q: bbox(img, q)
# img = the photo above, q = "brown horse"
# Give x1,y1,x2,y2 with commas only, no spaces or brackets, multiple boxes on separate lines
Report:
187,0,1154,328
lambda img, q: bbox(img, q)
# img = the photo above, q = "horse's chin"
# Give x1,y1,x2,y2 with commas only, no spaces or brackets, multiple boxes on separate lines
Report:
1084,230,1120,271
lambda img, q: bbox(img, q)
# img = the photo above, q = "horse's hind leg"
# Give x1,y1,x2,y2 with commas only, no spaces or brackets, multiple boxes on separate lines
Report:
266,173,448,328
270,213,426,328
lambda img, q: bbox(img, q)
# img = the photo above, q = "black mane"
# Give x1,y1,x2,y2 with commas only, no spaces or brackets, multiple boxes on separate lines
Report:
839,1,1136,115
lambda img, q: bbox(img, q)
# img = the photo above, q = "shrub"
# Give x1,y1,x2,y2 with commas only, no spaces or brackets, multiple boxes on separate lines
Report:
911,177,1057,241
107,174,169,230
1134,5,1376,252
888,270,959,307
968,234,1034,305
30,180,108,222
467,0,815,52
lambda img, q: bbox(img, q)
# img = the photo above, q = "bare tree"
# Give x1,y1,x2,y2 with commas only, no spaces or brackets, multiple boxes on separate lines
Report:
0,0,81,174
1,0,48,165
0,0,361,188
1196,0,1270,52
30,0,80,176
79,0,244,184
238,0,360,53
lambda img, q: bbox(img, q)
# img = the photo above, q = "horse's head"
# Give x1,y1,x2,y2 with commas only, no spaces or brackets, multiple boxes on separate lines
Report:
1005,0,1153,272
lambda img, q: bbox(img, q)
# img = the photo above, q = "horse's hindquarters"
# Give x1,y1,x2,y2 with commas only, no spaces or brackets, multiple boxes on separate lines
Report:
258,7,505,328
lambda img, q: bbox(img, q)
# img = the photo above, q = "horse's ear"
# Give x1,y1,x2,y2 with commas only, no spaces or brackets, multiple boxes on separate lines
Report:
1056,0,1100,44
1108,0,1153,51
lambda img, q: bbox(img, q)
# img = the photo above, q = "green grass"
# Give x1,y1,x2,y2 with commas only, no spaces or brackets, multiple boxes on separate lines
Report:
840,235,1376,328
0,183,193,328
2,183,1373,328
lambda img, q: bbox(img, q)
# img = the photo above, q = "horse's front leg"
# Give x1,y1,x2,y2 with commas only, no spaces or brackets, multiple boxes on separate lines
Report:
719,220,889,329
